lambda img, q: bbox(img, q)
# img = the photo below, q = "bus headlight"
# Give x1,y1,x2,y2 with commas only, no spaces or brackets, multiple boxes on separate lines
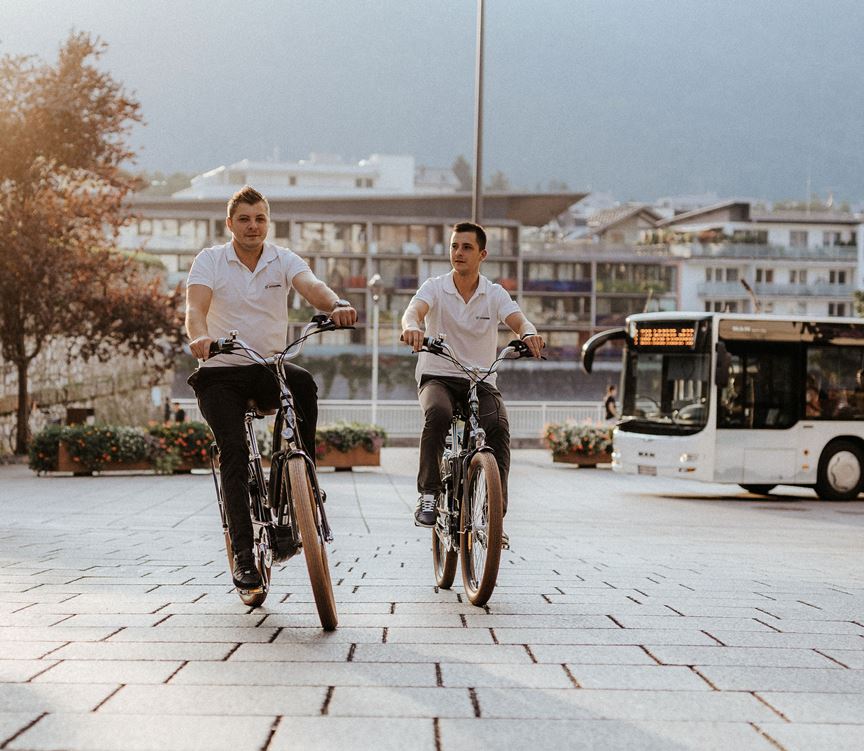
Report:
679,453,699,463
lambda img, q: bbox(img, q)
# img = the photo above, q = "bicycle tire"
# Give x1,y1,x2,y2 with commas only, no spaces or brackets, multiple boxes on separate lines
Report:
287,456,338,631
432,518,458,589
213,447,270,607
460,451,503,606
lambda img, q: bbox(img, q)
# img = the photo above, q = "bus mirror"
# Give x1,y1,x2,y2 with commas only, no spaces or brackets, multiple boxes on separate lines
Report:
715,341,731,388
581,327,625,374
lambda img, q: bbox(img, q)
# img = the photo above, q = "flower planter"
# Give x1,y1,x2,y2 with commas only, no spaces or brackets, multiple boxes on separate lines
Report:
552,451,612,468
57,441,151,475
318,445,380,471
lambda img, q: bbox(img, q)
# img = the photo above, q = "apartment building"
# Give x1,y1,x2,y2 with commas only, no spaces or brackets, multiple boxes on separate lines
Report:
657,201,863,316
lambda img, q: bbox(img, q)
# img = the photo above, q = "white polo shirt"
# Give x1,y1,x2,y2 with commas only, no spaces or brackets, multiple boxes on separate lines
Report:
411,271,521,387
187,240,310,368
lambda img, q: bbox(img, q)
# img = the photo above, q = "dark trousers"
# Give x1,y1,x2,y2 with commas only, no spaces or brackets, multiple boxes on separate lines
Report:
417,375,510,511
189,363,318,554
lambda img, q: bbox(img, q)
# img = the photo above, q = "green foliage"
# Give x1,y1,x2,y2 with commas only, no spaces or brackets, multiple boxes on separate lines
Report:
28,424,65,473
543,422,613,456
28,421,213,473
147,421,213,466
315,422,387,460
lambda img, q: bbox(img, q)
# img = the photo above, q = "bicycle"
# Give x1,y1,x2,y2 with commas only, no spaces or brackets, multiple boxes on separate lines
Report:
419,335,535,606
206,315,345,629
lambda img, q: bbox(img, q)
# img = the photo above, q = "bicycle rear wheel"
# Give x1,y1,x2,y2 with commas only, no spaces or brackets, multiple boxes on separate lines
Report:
460,451,503,606
212,444,270,607
287,456,338,631
432,500,458,589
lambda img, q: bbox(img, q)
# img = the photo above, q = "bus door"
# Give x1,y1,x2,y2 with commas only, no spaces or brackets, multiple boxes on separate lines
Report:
715,342,801,483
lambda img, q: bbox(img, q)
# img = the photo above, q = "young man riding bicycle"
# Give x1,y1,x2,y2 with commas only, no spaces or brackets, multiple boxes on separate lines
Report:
185,186,357,591
400,221,545,533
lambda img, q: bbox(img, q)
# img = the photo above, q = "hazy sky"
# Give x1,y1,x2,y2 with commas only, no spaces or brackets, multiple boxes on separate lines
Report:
2,0,863,202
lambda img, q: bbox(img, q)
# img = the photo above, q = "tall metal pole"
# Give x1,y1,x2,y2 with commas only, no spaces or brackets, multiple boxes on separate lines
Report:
368,274,382,425
472,0,485,224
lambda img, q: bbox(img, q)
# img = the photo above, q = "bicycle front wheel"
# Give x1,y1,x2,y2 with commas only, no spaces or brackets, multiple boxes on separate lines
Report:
287,456,338,631
460,451,504,606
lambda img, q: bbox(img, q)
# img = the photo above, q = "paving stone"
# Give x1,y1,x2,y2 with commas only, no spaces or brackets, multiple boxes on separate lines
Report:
757,691,864,723
229,643,352,662
817,649,864,669
0,643,65,660
702,631,864,649
7,712,274,751
99,683,326,716
385,627,496,644
439,663,574,688
31,659,185,684
696,665,864,692
568,664,713,690
493,628,719,646
268,717,436,751
0,713,41,745
107,627,276,643
46,642,235,661
170,660,436,687
756,722,864,751
438,718,777,750
352,643,532,664
647,645,841,668
0,683,118,713
527,644,657,664
472,687,778,721
0,660,58,682
327,686,475,717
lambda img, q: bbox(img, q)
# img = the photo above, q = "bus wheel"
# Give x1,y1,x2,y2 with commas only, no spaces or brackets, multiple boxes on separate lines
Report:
739,484,776,495
816,441,864,501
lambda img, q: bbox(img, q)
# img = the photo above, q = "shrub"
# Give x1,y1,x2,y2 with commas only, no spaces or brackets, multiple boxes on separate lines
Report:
28,424,65,473
315,422,387,460
58,425,152,472
543,421,613,457
147,421,213,468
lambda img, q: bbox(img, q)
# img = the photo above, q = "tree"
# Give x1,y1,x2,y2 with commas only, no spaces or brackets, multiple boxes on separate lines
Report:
0,33,182,454
486,170,511,191
451,155,473,191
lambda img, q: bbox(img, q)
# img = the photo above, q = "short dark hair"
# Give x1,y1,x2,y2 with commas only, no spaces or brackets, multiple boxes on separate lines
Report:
452,221,486,250
227,185,269,218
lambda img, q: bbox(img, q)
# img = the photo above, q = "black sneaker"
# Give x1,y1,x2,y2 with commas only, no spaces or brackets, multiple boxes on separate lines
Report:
414,493,437,527
232,550,262,590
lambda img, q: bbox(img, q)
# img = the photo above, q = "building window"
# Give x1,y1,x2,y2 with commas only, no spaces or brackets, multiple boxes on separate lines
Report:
355,178,363,188
289,176,296,186
790,269,807,285
755,268,773,283
829,270,847,285
828,302,847,317
789,230,808,247
705,268,713,282
823,231,842,247
364,178,374,188
138,219,152,235
725,268,739,282
274,221,290,239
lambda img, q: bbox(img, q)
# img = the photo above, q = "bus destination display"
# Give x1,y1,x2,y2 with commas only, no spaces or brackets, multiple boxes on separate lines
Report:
633,324,696,349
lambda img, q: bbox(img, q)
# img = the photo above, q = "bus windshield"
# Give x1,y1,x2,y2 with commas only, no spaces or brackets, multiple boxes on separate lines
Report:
619,320,711,435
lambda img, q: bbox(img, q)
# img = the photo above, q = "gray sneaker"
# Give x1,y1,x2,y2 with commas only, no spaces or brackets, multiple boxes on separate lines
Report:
414,493,437,527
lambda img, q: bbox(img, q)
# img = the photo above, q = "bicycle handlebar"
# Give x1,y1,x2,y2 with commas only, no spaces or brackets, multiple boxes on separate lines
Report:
419,335,540,378
208,315,352,363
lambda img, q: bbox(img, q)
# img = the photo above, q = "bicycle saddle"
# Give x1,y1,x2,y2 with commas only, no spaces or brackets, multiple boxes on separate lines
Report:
246,399,277,418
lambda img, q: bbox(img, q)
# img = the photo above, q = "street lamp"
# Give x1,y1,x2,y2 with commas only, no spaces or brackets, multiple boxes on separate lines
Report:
367,273,383,425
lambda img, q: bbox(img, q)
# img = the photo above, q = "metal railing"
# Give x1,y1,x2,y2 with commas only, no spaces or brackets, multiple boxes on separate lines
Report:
173,398,604,438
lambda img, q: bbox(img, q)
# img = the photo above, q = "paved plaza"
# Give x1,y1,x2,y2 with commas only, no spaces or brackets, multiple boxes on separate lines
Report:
0,448,862,751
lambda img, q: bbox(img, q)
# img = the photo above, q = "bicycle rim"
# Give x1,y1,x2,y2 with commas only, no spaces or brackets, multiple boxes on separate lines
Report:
432,506,458,588
460,452,503,606
287,457,338,631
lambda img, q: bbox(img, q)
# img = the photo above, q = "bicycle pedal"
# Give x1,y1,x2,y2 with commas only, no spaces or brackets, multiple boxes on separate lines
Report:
237,585,264,595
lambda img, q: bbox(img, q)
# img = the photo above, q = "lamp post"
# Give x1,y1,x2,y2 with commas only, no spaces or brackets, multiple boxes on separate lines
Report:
367,273,383,425
472,0,485,224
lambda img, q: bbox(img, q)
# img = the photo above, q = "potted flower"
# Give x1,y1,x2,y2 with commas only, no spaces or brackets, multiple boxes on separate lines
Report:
315,421,387,470
543,421,613,467
147,421,214,473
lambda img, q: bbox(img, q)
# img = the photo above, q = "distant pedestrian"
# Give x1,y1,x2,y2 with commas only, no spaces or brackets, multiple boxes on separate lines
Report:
172,402,187,423
604,384,617,421
163,396,171,422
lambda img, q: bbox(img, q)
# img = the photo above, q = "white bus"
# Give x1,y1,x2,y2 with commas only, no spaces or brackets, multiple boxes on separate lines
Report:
582,312,864,500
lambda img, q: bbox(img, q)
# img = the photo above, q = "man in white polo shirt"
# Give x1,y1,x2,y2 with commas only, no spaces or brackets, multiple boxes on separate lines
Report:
400,221,544,528
185,186,356,591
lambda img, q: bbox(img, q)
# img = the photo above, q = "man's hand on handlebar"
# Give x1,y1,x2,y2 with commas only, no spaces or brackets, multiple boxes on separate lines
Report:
189,335,214,360
329,305,357,328
400,328,425,353
521,333,545,359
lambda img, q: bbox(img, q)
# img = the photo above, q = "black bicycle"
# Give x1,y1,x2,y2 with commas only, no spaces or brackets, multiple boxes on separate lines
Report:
419,335,535,606
207,315,345,629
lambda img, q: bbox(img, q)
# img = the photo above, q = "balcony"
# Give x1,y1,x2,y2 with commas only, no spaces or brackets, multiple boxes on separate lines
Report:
523,279,592,293
676,242,857,261
698,281,856,297
520,240,671,259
